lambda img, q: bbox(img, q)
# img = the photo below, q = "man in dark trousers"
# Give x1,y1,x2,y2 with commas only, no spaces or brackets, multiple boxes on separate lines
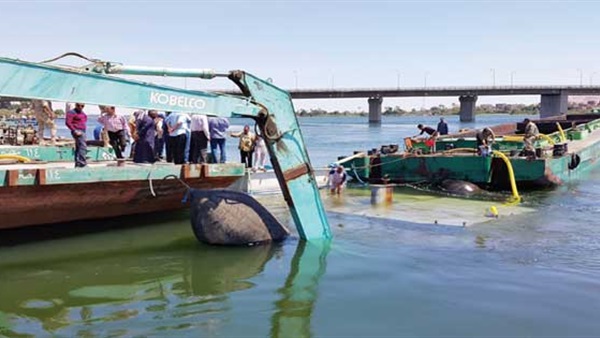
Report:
437,117,449,135
65,103,88,168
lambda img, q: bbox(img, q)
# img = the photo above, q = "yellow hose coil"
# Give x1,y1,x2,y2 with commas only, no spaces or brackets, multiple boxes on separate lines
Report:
492,150,521,204
0,154,31,163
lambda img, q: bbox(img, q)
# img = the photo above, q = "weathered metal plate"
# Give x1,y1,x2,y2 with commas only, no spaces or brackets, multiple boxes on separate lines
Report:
0,145,115,162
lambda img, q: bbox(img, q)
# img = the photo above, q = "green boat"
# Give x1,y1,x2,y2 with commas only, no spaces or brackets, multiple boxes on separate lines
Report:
338,114,600,192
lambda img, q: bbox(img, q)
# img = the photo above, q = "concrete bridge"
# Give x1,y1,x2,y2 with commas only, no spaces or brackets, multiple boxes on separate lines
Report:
4,85,600,123
285,85,600,123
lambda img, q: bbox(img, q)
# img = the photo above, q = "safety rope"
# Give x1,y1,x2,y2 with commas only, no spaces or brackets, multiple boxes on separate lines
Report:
149,173,193,200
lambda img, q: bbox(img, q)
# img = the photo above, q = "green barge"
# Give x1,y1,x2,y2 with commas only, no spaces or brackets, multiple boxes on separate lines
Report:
339,114,600,191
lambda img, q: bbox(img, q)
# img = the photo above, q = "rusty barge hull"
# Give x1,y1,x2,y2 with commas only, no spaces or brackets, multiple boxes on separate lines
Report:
0,162,245,229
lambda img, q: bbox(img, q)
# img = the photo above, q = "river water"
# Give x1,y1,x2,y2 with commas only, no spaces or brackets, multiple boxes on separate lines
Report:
1,115,600,337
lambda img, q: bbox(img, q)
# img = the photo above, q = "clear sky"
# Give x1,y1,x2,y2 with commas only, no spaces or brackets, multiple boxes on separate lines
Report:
1,0,599,111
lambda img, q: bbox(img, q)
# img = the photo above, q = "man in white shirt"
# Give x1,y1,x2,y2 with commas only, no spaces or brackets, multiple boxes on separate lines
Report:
97,106,131,159
189,114,210,163
165,112,190,164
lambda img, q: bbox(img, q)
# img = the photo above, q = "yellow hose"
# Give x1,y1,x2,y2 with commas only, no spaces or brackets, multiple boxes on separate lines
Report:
442,148,478,154
502,135,523,142
556,123,567,143
538,133,555,145
492,150,521,204
0,154,31,163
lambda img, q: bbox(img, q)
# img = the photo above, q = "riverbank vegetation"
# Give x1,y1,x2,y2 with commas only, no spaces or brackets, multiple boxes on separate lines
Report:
296,101,600,117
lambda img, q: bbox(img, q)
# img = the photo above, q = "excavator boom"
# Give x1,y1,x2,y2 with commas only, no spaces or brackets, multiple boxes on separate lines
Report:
0,56,331,240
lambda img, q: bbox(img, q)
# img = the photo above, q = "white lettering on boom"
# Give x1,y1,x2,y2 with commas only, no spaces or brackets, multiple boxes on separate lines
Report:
149,92,206,110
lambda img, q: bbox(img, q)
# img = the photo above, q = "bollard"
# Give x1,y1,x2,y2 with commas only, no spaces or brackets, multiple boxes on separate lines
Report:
371,184,393,205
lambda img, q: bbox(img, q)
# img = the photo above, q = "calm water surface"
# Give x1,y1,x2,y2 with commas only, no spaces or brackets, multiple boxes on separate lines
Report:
1,115,600,337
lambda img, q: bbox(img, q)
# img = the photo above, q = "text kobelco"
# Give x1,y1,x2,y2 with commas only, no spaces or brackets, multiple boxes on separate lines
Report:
150,92,206,109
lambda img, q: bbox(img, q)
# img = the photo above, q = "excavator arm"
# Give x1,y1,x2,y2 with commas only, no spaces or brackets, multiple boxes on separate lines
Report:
0,56,331,241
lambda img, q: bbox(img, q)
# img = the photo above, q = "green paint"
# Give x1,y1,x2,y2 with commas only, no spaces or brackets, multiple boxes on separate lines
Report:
0,145,115,162
0,56,332,241
0,163,245,187
343,118,600,189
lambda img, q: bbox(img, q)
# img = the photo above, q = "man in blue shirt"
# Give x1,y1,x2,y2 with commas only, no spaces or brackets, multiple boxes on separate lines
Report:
208,117,230,163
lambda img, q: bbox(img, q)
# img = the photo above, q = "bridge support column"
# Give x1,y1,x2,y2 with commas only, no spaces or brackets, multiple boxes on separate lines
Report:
368,96,383,124
540,93,568,118
459,95,477,122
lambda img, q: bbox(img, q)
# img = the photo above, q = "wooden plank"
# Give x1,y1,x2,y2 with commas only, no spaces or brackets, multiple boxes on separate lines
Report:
283,163,310,182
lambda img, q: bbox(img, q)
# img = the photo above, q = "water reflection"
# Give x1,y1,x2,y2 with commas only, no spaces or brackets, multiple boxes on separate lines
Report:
0,236,330,337
270,240,331,338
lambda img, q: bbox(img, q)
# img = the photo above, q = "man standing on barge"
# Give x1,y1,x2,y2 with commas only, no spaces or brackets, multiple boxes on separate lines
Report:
522,118,539,156
31,99,57,145
97,106,130,159
65,103,88,168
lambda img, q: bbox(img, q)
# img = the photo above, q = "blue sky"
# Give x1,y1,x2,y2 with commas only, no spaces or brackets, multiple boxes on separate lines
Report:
1,0,599,111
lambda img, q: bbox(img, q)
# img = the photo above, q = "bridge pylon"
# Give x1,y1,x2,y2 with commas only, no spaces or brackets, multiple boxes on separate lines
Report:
459,95,478,122
368,96,383,124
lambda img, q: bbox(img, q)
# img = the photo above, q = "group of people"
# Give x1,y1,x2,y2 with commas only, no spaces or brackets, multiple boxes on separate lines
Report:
475,118,539,157
29,99,270,169
412,117,449,151
414,117,540,158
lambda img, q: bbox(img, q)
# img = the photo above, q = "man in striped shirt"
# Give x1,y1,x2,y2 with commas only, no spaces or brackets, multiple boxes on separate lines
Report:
97,106,131,159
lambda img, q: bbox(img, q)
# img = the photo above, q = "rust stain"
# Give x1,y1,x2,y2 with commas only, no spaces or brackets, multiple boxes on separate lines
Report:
543,166,562,185
180,164,190,179
36,169,46,185
6,170,18,187
416,157,429,176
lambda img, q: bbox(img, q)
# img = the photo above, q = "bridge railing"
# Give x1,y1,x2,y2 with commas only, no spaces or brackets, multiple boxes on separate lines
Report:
287,85,600,93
